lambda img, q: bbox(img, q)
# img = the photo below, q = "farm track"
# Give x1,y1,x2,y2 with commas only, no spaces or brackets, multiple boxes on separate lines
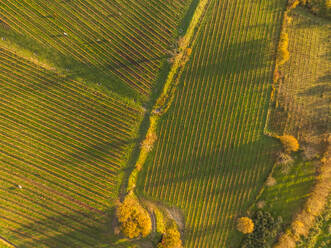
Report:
138,0,286,247
0,48,142,247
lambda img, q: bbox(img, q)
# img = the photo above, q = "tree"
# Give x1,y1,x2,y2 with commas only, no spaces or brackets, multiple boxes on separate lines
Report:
157,227,183,248
288,0,300,10
279,135,299,153
237,217,254,234
116,196,152,238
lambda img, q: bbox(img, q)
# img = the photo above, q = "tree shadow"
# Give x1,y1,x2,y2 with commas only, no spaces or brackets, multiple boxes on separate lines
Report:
9,209,117,248
0,27,139,99
51,138,137,177
193,38,271,75
299,83,331,97
138,136,277,247
105,55,168,71
145,136,276,190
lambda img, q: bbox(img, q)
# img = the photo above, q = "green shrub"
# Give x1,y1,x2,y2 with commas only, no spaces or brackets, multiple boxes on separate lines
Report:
300,0,331,18
241,211,283,248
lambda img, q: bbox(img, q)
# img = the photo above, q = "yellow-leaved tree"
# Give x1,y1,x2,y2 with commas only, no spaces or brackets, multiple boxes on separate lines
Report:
157,226,183,248
116,196,152,238
236,217,254,234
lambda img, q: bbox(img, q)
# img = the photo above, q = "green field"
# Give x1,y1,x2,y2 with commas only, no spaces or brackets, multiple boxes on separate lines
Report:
0,47,143,247
137,0,286,246
0,0,190,99
257,158,316,224
2,0,328,247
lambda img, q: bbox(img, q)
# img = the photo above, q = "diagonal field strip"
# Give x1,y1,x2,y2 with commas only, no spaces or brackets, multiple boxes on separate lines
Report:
0,0,190,98
0,48,142,247
137,0,286,247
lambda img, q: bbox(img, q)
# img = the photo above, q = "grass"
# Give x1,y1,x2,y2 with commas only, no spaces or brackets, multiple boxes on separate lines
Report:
0,47,143,247
313,198,331,248
0,0,191,100
136,0,287,246
256,156,316,224
296,196,331,248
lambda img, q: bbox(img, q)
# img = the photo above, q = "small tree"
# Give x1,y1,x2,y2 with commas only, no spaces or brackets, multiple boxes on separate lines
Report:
157,227,183,248
116,196,152,238
279,135,299,153
237,217,254,234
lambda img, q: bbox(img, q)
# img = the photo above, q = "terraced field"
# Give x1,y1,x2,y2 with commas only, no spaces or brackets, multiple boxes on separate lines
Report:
0,47,142,247
137,0,286,246
0,0,191,97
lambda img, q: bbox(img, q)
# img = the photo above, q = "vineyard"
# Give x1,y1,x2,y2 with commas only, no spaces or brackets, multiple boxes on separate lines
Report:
1,0,325,247
137,0,286,247
267,7,330,141
0,47,142,247
0,0,190,98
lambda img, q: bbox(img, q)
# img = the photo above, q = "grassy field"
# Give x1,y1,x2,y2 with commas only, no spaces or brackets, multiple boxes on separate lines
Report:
0,47,143,247
268,7,330,141
0,0,191,99
137,0,286,247
256,157,316,225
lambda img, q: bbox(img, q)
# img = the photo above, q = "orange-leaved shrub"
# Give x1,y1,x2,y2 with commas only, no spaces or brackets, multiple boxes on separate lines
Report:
116,196,152,239
237,217,254,234
279,135,299,153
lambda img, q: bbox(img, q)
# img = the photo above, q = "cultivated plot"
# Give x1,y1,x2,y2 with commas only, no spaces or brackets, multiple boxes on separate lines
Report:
0,48,142,247
0,0,190,97
137,0,286,246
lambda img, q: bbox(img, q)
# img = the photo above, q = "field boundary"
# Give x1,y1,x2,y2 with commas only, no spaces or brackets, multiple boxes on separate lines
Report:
125,0,211,194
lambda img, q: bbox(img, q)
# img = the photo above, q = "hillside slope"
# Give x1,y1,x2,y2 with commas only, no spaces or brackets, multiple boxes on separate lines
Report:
137,0,287,247
0,48,142,247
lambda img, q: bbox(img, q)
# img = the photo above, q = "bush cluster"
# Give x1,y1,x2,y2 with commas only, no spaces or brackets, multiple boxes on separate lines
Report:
116,196,152,239
300,0,331,18
157,226,183,248
241,211,283,248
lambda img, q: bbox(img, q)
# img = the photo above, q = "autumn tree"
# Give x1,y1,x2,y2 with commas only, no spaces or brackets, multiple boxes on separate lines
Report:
236,217,254,234
287,0,300,10
157,226,183,248
116,196,152,238
279,135,299,153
